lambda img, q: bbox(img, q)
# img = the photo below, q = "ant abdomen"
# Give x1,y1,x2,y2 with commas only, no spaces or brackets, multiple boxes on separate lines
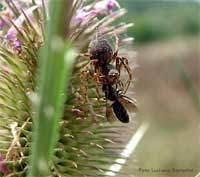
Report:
112,101,129,123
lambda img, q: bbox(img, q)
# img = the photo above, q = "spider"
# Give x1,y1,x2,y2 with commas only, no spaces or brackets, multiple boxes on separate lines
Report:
78,33,133,123
80,33,132,94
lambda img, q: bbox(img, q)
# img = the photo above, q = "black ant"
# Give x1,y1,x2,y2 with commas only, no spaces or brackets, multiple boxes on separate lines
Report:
102,82,137,123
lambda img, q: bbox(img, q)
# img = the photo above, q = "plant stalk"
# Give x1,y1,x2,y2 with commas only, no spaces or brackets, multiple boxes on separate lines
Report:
28,0,75,176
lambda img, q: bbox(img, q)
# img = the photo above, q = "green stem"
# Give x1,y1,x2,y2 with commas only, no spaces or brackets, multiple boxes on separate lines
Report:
28,0,75,176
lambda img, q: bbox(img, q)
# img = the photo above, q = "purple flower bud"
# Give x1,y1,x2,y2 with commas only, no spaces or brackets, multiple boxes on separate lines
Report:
0,155,10,175
13,39,22,52
107,0,115,10
0,19,4,30
5,28,17,41
71,108,83,116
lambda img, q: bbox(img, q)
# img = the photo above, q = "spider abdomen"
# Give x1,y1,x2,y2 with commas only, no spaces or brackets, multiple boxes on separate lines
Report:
89,39,113,65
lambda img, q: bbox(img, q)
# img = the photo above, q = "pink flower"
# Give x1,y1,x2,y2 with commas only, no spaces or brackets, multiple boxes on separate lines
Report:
5,28,17,40
4,5,39,41
71,8,100,27
4,28,22,51
75,9,90,23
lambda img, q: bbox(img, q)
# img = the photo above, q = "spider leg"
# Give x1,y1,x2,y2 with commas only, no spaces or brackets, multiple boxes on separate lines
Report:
78,58,104,123
79,69,98,123
116,58,121,75
89,71,102,100
79,53,98,68
79,53,91,58
80,55,105,100
116,56,132,93
86,95,98,124
79,69,89,103
112,33,119,61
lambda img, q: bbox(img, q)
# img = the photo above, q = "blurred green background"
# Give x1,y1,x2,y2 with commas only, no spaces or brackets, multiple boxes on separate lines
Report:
117,0,200,177
121,0,199,44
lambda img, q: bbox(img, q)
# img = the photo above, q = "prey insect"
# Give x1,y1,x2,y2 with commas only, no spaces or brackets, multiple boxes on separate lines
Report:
102,83,137,123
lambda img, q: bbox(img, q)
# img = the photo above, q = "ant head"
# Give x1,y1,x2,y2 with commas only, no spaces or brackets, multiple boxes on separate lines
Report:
108,69,119,77
108,69,120,84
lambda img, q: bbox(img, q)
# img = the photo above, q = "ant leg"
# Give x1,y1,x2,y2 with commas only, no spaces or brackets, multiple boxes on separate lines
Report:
106,99,114,122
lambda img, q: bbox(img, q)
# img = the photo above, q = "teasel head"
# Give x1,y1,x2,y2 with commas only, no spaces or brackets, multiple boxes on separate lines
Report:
0,0,136,176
